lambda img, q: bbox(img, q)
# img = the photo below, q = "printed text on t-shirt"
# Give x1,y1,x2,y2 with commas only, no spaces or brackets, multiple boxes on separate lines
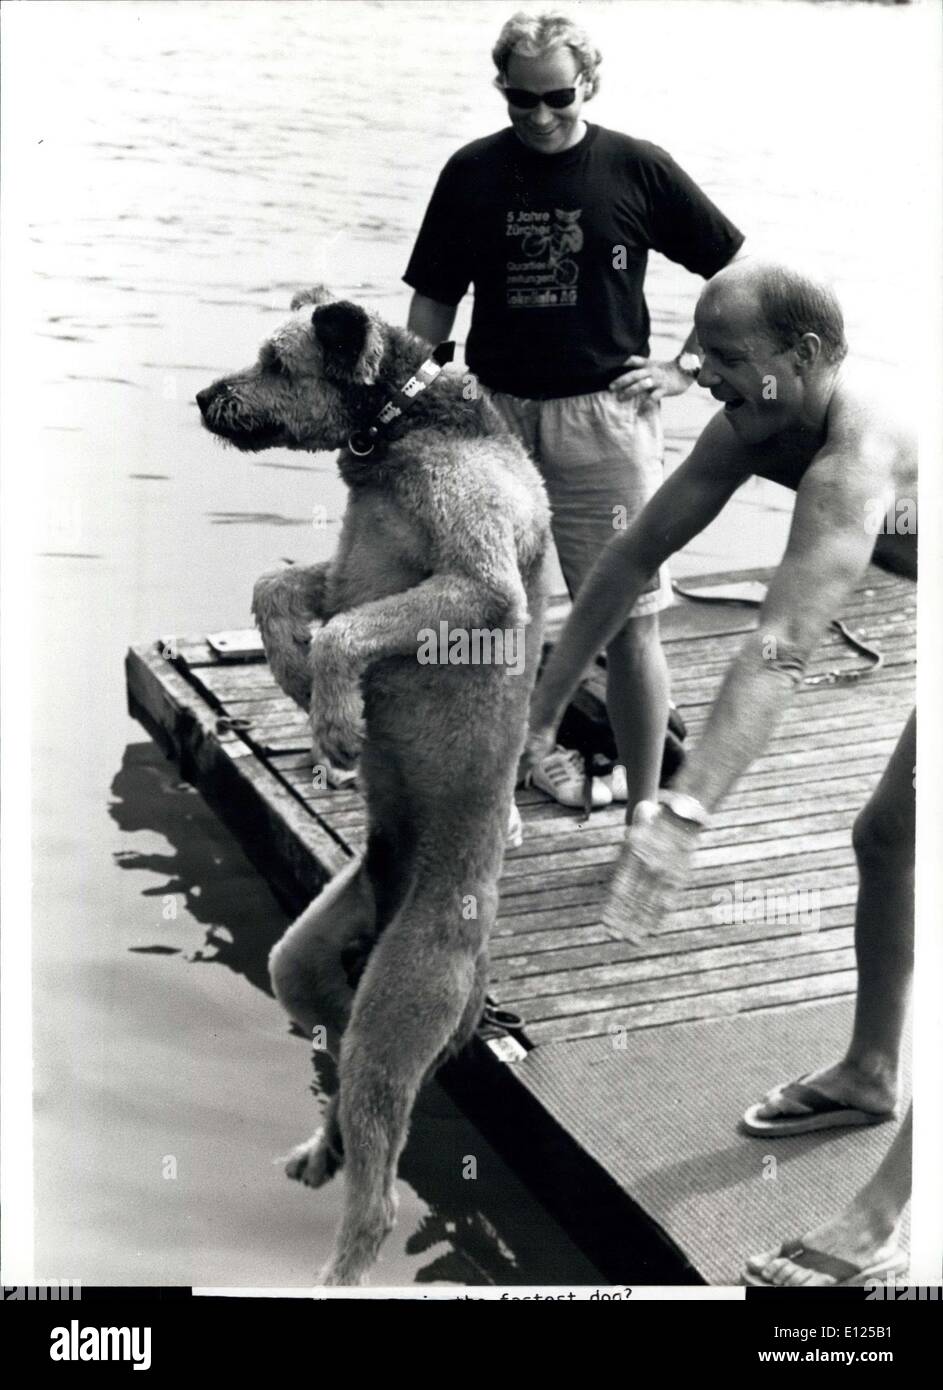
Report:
505,207,583,308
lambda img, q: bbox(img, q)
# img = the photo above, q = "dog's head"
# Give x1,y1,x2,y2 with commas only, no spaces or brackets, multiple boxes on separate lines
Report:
195,286,388,453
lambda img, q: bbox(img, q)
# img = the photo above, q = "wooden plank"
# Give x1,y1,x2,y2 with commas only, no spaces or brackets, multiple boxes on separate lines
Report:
697,753,895,794
492,922,854,971
679,701,912,742
500,945,856,1023
206,629,266,661
188,666,284,699
491,900,857,966
507,807,864,862
495,926,854,997
493,880,859,943
549,563,910,648
664,651,913,694
499,844,857,899
315,795,870,849
226,695,298,718
495,861,861,922
635,649,914,704
670,562,904,591
522,969,859,1042
498,824,855,884
125,643,352,908
656,607,913,669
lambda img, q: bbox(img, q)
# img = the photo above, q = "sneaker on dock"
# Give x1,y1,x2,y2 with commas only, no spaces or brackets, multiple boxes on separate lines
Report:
602,764,629,802
506,799,524,849
528,746,613,809
317,762,358,790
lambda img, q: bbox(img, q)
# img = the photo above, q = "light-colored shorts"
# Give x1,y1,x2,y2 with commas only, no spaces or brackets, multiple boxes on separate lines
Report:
484,386,673,619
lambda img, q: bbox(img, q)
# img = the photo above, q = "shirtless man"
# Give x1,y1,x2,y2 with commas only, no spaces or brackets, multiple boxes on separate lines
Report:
526,258,917,1287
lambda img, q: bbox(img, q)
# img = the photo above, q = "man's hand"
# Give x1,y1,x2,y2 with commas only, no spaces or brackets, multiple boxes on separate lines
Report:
609,356,693,404
601,802,701,943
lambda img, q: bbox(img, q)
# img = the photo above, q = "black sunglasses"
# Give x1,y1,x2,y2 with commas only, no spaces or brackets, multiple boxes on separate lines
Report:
500,77,583,110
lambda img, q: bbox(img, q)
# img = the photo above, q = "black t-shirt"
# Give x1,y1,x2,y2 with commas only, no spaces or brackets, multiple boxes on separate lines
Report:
403,123,744,398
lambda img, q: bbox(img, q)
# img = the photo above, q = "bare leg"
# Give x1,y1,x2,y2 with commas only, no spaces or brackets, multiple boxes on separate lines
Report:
745,1106,912,1286
605,612,671,819
744,714,916,1284
843,711,916,1094
750,713,915,1121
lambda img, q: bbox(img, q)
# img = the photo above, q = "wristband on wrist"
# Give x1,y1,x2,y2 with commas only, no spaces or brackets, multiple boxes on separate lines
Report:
657,788,710,828
675,351,701,383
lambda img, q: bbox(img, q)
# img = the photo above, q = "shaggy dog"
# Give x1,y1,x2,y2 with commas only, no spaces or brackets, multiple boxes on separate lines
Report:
196,287,550,1285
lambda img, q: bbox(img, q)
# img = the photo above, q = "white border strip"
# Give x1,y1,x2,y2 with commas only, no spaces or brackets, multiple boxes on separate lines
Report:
910,0,943,1287
0,1,37,1286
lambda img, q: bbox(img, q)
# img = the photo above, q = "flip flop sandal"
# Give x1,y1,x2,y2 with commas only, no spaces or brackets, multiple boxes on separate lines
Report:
743,1239,908,1287
741,1076,895,1137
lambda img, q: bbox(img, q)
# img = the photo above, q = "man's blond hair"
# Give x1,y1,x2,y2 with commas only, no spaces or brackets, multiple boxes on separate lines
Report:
492,11,602,99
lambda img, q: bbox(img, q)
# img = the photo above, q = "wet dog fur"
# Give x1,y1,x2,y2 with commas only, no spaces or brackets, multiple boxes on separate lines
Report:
197,287,550,1284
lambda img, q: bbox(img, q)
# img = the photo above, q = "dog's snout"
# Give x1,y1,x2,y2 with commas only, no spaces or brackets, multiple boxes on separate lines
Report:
196,384,218,417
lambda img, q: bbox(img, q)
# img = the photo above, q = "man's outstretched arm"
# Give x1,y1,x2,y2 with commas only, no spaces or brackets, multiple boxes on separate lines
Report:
602,440,888,943
528,412,750,753
673,448,884,814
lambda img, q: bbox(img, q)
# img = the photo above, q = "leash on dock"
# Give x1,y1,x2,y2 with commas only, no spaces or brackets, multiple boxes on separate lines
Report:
477,1000,528,1063
478,1001,525,1039
670,580,885,687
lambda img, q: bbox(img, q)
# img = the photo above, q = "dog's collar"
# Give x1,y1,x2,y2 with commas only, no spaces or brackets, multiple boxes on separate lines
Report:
347,341,455,457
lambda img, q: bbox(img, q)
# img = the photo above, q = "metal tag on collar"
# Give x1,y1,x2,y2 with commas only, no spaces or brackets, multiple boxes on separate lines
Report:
400,339,455,398
346,341,455,457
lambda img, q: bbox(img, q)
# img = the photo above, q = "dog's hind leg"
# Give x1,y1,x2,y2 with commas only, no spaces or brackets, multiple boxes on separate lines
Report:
269,855,374,1045
270,857,374,1188
284,1093,345,1189
445,945,490,1060
320,883,497,1286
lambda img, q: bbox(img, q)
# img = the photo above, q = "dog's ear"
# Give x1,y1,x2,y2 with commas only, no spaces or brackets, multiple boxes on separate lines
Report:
290,285,333,311
311,301,383,385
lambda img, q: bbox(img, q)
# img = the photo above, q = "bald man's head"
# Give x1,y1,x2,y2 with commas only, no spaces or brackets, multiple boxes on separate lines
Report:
693,260,848,443
698,260,848,366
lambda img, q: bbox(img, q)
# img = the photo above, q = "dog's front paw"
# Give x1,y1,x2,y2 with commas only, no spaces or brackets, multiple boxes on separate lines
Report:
311,679,365,770
311,696,364,770
309,627,366,770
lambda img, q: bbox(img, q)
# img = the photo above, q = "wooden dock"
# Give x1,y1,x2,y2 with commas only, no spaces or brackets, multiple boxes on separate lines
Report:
126,563,915,1285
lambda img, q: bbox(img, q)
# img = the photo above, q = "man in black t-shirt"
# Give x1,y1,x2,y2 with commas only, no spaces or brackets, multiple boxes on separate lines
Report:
404,10,744,817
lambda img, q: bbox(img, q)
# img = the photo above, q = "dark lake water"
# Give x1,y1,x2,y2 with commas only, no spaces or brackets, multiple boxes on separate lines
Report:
7,0,931,1286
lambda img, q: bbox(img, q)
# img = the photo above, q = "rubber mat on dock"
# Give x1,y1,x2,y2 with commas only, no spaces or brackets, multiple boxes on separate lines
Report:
515,997,910,1285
